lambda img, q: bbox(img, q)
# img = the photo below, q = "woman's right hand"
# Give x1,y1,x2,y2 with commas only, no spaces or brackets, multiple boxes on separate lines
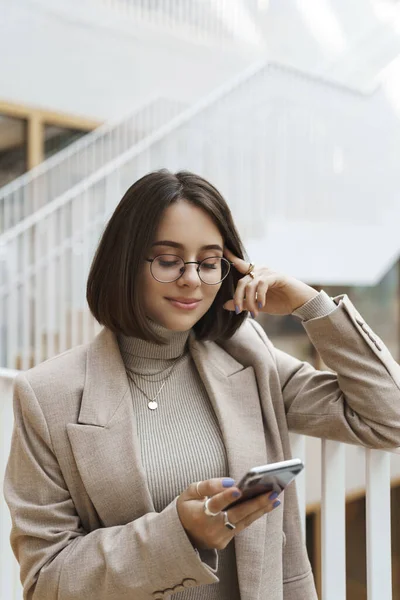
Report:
176,477,281,551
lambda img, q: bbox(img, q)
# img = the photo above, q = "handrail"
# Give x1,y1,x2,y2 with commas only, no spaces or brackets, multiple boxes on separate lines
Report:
0,96,172,197
0,97,186,232
0,54,370,207
0,60,373,244
0,368,19,381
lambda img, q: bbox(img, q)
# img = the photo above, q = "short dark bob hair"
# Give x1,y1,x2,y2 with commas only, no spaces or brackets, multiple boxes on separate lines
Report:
87,169,248,343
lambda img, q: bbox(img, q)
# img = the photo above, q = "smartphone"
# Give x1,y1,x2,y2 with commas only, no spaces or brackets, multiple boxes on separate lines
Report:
226,458,304,509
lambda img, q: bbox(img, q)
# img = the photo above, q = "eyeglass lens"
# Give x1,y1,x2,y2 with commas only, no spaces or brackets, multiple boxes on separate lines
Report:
151,255,230,284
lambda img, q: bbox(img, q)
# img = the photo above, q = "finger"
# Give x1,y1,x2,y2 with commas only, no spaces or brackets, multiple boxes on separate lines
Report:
242,281,259,316
255,281,269,311
235,497,281,531
223,298,255,313
223,248,252,275
227,490,280,524
224,280,258,313
232,277,248,313
232,276,259,313
222,299,236,312
204,486,243,516
187,477,237,500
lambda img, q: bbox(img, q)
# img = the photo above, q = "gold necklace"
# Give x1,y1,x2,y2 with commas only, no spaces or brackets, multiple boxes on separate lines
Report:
125,362,176,383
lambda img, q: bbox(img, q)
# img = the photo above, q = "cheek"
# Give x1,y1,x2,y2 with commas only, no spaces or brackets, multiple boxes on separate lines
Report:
141,272,165,303
140,269,163,313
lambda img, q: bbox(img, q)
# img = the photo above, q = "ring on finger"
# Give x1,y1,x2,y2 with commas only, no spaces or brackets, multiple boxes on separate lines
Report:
245,262,255,276
248,271,256,280
204,497,221,517
223,511,236,531
196,481,205,498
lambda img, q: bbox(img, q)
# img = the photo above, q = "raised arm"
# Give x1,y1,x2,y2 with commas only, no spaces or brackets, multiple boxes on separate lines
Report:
255,294,400,447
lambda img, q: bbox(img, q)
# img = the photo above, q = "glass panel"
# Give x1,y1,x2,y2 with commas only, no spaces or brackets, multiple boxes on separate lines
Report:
44,125,86,160
0,114,27,187
323,261,399,361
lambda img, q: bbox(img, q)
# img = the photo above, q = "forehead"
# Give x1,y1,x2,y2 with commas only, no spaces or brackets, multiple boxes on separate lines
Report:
155,201,223,245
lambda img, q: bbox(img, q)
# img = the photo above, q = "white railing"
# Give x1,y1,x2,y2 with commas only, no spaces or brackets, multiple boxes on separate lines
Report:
0,97,185,232
77,0,264,46
291,434,400,600
1,374,398,600
101,0,240,41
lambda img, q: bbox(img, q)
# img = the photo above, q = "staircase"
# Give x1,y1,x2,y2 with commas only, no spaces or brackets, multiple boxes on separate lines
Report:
0,97,187,232
1,58,400,370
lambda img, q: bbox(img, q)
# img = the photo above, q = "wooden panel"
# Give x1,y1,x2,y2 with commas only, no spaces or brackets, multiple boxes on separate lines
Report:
27,114,44,170
0,100,100,131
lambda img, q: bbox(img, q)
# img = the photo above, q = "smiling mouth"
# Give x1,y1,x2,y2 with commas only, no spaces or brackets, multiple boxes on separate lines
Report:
166,297,202,310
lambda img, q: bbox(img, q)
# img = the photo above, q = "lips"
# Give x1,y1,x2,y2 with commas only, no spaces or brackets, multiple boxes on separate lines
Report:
165,297,202,311
167,297,201,304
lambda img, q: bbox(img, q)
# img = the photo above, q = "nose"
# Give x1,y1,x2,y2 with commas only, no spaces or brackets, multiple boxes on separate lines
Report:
177,264,201,288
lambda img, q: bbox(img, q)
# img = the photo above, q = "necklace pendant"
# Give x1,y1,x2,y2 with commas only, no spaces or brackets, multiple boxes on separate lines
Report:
148,400,158,410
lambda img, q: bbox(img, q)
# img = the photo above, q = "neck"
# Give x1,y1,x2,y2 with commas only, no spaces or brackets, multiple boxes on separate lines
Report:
117,319,190,361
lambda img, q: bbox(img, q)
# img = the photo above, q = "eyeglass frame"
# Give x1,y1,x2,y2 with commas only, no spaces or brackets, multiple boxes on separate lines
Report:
145,254,233,285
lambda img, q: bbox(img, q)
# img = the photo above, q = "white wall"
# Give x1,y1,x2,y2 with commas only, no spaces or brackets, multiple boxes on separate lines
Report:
0,1,260,121
3,0,400,122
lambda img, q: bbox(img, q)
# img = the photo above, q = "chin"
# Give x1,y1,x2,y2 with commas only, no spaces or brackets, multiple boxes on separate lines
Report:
163,316,198,332
152,310,202,332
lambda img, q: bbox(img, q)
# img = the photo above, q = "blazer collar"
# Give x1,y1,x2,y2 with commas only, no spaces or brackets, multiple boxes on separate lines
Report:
78,327,129,426
78,328,249,427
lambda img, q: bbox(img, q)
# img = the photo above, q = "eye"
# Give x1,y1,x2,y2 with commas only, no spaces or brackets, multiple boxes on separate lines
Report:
159,259,179,266
154,255,182,267
201,257,220,270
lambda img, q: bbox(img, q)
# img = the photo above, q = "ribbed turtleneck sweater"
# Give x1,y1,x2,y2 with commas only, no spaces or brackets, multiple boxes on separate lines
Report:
117,322,241,600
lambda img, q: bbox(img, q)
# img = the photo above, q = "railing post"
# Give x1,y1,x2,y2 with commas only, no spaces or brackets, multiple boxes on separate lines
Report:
366,449,392,600
321,439,346,600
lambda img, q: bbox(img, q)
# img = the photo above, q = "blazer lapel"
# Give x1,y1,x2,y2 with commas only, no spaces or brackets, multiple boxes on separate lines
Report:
190,336,268,600
67,328,154,527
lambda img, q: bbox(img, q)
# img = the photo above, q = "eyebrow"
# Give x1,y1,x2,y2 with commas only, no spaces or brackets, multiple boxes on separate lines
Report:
152,240,224,252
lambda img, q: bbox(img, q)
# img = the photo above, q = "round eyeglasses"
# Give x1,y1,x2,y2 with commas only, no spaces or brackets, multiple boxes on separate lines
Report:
146,254,232,285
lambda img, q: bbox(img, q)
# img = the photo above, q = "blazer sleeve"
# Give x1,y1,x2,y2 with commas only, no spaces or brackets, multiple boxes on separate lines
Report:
255,295,400,447
4,375,218,600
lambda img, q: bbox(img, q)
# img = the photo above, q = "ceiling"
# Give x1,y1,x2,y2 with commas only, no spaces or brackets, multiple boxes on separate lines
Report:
93,0,400,108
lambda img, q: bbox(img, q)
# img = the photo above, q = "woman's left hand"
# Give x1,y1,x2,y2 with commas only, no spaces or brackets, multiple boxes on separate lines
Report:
223,248,319,317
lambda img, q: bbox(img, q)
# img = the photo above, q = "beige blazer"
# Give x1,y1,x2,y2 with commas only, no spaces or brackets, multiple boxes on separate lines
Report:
4,295,400,600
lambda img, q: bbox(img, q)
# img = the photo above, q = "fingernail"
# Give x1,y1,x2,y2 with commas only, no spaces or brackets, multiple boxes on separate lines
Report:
232,491,241,498
258,302,263,309
250,312,255,319
235,305,240,315
273,500,281,509
222,478,235,488
269,491,279,501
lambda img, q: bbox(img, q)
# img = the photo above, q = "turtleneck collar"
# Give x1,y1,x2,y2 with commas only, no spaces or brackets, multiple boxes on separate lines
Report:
117,319,190,361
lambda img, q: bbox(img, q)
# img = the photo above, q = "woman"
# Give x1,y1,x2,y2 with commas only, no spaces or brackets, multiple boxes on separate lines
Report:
4,170,400,600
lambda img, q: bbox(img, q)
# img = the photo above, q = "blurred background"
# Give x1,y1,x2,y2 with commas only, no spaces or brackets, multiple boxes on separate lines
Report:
1,1,400,598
